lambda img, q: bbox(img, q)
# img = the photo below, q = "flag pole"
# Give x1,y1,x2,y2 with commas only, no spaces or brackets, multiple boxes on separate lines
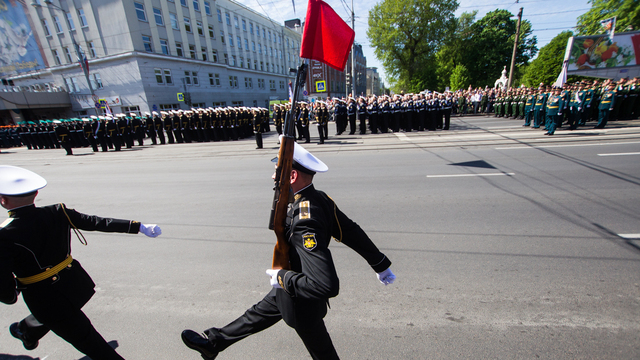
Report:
350,0,355,98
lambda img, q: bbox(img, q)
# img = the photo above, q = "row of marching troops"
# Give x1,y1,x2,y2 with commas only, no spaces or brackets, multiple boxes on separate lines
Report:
12,107,272,155
309,93,457,137
493,77,640,124
492,77,640,135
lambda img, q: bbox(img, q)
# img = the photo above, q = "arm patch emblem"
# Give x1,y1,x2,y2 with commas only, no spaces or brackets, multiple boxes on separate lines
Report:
302,233,317,251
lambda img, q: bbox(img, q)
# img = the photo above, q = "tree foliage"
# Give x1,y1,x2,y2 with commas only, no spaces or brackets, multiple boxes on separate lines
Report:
449,64,470,90
521,31,573,88
576,0,640,35
367,0,458,93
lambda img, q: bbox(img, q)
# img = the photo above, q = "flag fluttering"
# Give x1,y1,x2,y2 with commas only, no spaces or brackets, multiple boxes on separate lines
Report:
553,60,568,88
600,17,616,40
300,0,355,71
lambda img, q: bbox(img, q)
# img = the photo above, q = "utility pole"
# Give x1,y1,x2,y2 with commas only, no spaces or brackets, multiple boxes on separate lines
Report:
350,0,356,98
507,7,523,89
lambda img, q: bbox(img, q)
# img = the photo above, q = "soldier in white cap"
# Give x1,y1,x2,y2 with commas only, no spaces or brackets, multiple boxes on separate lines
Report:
0,165,161,359
182,142,396,360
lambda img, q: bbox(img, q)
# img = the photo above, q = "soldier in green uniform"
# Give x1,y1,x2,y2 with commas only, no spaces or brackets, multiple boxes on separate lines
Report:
533,87,547,129
596,83,616,129
568,83,586,130
523,89,535,126
544,87,563,135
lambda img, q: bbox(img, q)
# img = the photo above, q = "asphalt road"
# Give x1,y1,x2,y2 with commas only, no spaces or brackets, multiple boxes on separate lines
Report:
1,115,639,359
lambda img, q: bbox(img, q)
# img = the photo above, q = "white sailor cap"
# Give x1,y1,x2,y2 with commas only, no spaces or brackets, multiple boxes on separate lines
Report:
53,120,62,124
272,136,328,174
0,165,47,196
129,113,137,117
152,111,158,115
90,115,98,119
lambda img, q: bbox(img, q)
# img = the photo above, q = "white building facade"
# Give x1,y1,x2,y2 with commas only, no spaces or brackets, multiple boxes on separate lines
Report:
9,0,302,118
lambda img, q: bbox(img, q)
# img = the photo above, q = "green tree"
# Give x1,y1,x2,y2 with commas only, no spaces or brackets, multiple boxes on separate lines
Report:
449,64,470,91
576,0,640,35
367,0,458,93
522,31,573,87
463,9,537,88
435,11,477,90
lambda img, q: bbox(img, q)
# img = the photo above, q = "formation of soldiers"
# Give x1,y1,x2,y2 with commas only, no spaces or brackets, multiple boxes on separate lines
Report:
7,107,272,154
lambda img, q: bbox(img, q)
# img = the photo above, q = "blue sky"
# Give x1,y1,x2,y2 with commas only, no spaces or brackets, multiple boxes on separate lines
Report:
234,0,592,84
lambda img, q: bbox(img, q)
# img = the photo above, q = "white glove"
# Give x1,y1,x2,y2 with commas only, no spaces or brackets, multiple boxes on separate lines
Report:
376,268,396,286
266,269,282,289
139,223,162,237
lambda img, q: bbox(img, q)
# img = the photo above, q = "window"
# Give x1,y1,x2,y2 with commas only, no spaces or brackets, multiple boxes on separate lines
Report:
170,13,178,29
252,41,255,51
64,47,72,63
164,69,173,84
208,25,214,38
245,77,252,88
53,16,63,33
260,61,263,71
42,19,51,36
234,16,238,28
250,23,253,34
287,53,290,61
263,28,266,39
192,71,199,85
78,9,88,27
184,17,191,32
268,31,271,41
237,36,241,48
192,102,205,108
153,8,163,26
201,47,207,61
217,8,222,22
196,21,203,35
220,30,225,43
160,40,169,55
184,71,191,85
242,19,246,31
258,78,264,89
135,3,147,22
209,73,221,86
180,0,187,6
92,73,103,89
193,0,200,11
122,106,141,117
239,57,243,68
229,36,233,47
88,41,96,57
155,68,164,84
253,59,257,70
211,49,218,62
258,43,261,54
231,101,243,107
142,35,152,52
256,25,259,36
65,77,80,92
229,75,238,88
66,13,75,31
286,38,289,48
225,13,230,26
231,55,236,66
160,104,180,110
244,38,248,50
266,62,269,72
189,44,196,59
246,57,251,69
213,101,226,107
279,80,285,90
269,80,276,90
176,42,183,56
223,53,228,64
204,1,211,15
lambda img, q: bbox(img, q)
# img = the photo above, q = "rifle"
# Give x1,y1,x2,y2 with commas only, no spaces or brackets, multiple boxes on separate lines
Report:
269,63,308,270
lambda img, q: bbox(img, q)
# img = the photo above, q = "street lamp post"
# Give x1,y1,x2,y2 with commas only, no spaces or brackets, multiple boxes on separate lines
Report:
32,0,97,109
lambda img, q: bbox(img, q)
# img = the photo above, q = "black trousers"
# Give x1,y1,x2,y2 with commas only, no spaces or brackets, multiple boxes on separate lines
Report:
205,288,339,360
317,124,326,143
348,114,356,134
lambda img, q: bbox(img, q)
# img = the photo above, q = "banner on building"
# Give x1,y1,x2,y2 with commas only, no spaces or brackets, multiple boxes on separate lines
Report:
0,0,46,77
566,31,640,72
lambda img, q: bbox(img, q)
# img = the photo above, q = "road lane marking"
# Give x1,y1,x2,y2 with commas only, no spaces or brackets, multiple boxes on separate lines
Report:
618,234,640,239
597,152,640,156
394,133,409,141
426,173,515,178
496,141,640,150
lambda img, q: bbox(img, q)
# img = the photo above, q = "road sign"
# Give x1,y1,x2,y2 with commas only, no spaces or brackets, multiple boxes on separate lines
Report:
99,99,107,108
94,103,100,108
177,93,184,101
303,90,308,96
152,104,158,111
91,94,99,103
315,81,326,93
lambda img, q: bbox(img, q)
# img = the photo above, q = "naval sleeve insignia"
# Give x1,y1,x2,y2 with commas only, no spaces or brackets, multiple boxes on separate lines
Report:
299,201,310,220
302,233,317,251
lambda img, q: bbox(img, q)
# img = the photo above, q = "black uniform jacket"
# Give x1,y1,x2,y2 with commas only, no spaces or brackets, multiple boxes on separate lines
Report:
0,204,140,322
277,185,391,300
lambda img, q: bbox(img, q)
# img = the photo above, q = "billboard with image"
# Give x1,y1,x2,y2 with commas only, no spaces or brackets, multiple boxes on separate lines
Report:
0,0,46,77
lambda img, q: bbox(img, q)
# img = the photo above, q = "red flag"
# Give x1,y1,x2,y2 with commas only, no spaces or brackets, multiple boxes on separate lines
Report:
300,0,354,71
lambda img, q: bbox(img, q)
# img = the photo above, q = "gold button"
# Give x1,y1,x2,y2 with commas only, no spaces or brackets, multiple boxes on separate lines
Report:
67,264,72,268
52,276,57,281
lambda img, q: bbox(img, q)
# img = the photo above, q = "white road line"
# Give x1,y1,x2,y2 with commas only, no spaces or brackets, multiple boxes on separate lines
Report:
486,125,527,129
427,173,515,178
496,141,640,150
394,133,409,141
618,234,640,239
597,152,640,156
